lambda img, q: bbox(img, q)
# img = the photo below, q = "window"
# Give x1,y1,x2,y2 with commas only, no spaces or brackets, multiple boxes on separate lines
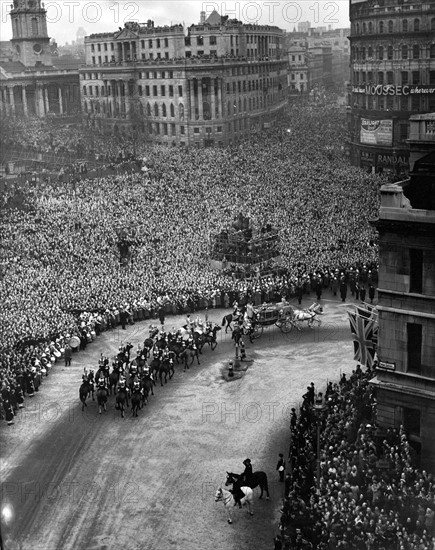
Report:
169,85,174,97
165,38,168,48
387,46,393,60
401,71,409,85
156,39,161,48
149,39,153,48
153,85,157,96
378,46,384,60
400,123,408,141
413,45,420,59
388,20,393,33
197,36,204,46
432,18,435,31
161,71,165,79
379,21,384,34
407,323,422,373
402,45,408,59
180,126,185,134
178,85,183,97
178,103,184,120
98,44,101,52
141,40,145,48
414,19,420,32
368,22,373,34
83,85,87,95
210,36,217,45
194,127,200,134
430,44,435,59
161,85,165,96
91,44,95,52
387,71,393,84
378,71,384,85
402,19,408,32
412,71,419,85
170,103,175,117
409,249,423,293
154,103,159,116
162,104,166,117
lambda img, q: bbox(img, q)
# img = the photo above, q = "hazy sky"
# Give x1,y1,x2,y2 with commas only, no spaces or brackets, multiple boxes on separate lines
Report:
0,0,350,44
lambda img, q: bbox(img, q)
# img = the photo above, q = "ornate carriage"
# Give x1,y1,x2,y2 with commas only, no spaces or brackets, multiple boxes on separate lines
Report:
250,303,295,339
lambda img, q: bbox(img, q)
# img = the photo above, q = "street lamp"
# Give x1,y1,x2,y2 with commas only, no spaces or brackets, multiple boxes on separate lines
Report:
312,391,327,494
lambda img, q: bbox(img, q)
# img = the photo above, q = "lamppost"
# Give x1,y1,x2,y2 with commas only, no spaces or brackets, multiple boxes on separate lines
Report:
313,391,327,494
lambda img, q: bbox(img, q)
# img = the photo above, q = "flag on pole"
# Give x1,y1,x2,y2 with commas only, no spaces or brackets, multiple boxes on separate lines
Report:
348,311,376,367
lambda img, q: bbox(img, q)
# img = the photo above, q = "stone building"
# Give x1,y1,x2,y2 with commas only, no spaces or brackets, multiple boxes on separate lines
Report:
371,147,435,470
348,0,435,175
0,0,81,117
80,11,288,146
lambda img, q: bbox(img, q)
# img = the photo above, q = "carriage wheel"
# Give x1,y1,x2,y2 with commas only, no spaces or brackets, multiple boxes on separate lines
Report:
280,319,293,334
251,325,263,339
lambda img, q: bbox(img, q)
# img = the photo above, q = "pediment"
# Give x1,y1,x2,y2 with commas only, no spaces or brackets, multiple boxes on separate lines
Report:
115,28,139,40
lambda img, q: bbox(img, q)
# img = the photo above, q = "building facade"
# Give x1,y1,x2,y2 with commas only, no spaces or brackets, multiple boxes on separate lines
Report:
348,0,435,175
0,0,81,117
371,164,435,471
80,12,288,146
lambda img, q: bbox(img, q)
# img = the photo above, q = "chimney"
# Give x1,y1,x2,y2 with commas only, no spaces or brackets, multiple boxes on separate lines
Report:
200,11,206,24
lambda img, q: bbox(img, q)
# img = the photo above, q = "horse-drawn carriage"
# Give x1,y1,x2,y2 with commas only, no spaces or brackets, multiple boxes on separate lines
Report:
250,302,323,339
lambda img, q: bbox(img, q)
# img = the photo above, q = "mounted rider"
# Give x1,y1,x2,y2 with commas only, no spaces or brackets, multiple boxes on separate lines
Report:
233,458,253,508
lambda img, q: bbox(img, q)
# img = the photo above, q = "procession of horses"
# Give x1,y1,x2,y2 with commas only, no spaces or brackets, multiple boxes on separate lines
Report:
76,300,324,526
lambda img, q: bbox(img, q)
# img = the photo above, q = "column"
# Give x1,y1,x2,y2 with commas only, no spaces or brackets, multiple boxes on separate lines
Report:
22,86,28,116
117,81,122,115
8,86,15,115
37,84,45,116
211,78,216,120
58,86,63,114
198,78,203,120
217,78,223,118
44,86,49,115
188,79,195,121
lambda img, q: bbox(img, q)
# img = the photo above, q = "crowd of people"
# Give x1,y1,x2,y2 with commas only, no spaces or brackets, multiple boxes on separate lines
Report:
0,98,384,422
274,365,434,549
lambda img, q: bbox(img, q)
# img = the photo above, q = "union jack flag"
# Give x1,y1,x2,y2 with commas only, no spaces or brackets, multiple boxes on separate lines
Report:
348,311,376,367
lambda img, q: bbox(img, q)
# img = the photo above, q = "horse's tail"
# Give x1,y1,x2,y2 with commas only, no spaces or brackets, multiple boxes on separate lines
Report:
221,316,226,327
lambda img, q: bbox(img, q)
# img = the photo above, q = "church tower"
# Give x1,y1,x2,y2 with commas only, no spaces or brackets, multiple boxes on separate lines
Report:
10,0,52,67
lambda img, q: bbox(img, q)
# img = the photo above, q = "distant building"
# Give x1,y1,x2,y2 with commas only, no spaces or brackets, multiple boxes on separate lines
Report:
80,11,288,146
0,0,81,117
348,0,435,175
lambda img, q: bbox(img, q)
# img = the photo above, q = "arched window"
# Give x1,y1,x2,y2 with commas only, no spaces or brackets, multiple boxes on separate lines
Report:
146,103,151,116
430,44,435,59
162,103,166,117
139,103,144,116
413,44,420,59
387,45,393,60
368,22,373,34
388,20,393,33
402,45,408,59
227,100,231,115
356,23,360,34
378,46,384,60
178,103,184,120
83,85,87,96
31,17,38,36
379,21,384,34
243,98,247,111
431,18,435,31
362,22,367,34
361,47,366,60
170,103,175,117
368,46,373,58
402,19,408,32
154,103,158,116
414,18,420,32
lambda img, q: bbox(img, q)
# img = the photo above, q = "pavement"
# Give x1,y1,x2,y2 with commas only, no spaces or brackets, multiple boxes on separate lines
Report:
0,291,364,550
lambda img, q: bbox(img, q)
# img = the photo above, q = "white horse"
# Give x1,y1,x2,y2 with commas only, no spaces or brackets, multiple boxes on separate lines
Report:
292,303,323,330
214,487,254,524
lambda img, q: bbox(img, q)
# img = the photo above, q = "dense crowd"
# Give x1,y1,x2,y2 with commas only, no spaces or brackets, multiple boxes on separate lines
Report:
1,97,383,416
274,365,435,549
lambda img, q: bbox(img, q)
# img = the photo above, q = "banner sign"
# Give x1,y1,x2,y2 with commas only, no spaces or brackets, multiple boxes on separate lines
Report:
360,119,392,146
352,85,435,96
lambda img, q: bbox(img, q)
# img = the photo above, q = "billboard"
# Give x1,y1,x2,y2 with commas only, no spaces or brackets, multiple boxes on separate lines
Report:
360,119,393,146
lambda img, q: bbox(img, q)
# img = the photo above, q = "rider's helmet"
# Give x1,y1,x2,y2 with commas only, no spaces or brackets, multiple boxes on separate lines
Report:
98,380,105,387
243,458,251,466
133,380,140,389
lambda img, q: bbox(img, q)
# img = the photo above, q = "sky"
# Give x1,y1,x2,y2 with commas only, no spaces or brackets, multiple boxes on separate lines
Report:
0,0,350,45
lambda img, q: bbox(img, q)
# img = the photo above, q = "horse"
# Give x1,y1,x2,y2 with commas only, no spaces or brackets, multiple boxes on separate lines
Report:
95,363,110,386
115,387,129,418
159,358,175,386
225,471,270,500
221,312,242,333
131,387,143,417
96,386,108,414
108,365,121,395
140,373,154,403
79,379,93,411
214,487,254,524
149,358,161,379
179,345,200,372
202,325,221,350
292,303,324,330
